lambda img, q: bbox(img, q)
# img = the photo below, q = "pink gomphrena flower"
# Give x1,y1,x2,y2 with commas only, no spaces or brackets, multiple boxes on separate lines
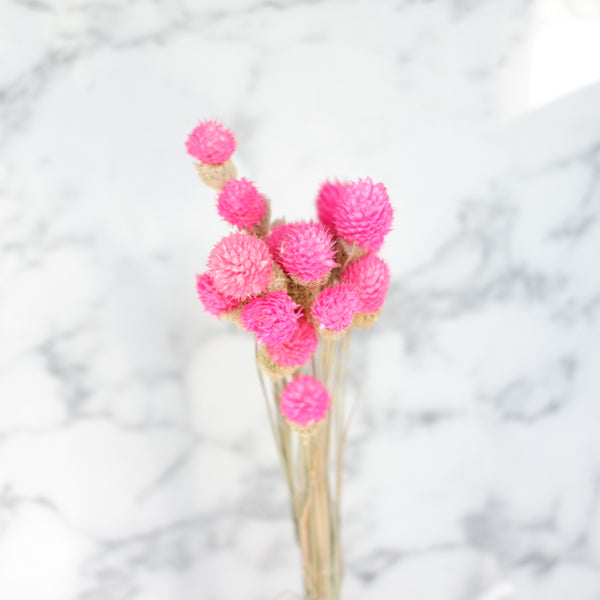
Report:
266,221,291,263
311,284,359,337
240,290,301,345
280,375,331,427
186,120,236,165
316,180,347,231
195,273,240,318
207,232,274,300
217,178,267,231
266,316,318,368
334,177,393,252
340,253,390,314
279,221,338,285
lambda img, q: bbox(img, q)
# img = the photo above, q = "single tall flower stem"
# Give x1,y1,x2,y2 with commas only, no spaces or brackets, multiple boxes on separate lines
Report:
257,332,352,600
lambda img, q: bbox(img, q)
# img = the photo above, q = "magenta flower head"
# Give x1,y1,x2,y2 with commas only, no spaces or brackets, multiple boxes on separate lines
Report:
280,375,331,427
316,180,347,231
334,177,393,252
340,253,390,314
311,284,359,334
196,273,240,317
266,316,318,368
279,221,338,284
265,221,291,263
240,290,301,345
186,120,236,165
217,178,267,231
207,232,274,300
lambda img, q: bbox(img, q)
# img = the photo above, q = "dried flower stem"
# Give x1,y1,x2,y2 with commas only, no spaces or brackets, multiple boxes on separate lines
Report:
257,331,352,600
190,122,392,600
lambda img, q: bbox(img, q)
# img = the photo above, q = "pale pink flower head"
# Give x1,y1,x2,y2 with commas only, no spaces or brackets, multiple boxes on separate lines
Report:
279,221,338,283
217,178,267,231
334,177,393,252
195,273,240,317
266,316,318,368
240,290,301,345
316,180,347,231
185,120,236,165
265,221,292,263
311,284,359,332
207,232,274,300
280,375,331,427
340,253,390,314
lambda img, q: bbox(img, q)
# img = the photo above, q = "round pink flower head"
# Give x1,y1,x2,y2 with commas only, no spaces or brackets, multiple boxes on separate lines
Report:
334,177,393,252
340,253,391,314
266,316,318,368
311,284,359,332
185,120,236,165
265,221,291,263
217,178,267,230
195,273,240,317
240,290,301,345
280,375,331,427
279,221,338,283
207,232,274,300
316,180,347,231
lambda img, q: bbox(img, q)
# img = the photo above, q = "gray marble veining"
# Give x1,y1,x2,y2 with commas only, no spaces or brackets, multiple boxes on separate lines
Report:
1,1,600,598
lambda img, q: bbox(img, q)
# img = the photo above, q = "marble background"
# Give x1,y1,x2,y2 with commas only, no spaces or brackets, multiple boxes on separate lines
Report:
1,0,600,598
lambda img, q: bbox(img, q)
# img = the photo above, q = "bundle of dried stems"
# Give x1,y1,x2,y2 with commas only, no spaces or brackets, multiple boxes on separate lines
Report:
187,120,392,600
258,334,352,600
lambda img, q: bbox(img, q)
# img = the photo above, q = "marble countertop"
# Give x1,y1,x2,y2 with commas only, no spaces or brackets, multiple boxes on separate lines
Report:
1,1,600,599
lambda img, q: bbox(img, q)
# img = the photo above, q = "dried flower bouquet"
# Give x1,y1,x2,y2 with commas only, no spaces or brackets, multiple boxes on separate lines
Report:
188,120,392,600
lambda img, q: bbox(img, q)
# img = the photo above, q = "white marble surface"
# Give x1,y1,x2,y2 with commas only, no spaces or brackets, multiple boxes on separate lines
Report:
1,1,600,598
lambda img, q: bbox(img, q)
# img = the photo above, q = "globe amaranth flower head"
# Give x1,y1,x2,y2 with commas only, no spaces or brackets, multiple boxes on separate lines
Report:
186,120,236,165
316,180,348,231
240,290,301,346
279,221,338,284
207,232,274,300
266,316,318,368
265,221,291,263
340,253,390,314
311,284,359,333
196,273,240,317
334,177,393,252
280,374,331,427
217,178,267,231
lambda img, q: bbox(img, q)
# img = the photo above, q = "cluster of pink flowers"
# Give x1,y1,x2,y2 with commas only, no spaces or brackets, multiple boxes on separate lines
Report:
188,120,392,428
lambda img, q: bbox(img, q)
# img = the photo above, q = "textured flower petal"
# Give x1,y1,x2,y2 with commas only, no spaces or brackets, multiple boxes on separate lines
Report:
207,232,274,300
280,375,331,427
240,290,301,345
217,178,267,230
340,253,390,313
196,273,240,317
266,316,318,368
311,284,359,332
186,120,236,165
266,222,292,263
279,221,338,283
334,177,393,252
316,180,347,231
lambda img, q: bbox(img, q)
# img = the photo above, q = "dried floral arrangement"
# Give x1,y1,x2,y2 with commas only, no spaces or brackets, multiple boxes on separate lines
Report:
187,120,392,600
